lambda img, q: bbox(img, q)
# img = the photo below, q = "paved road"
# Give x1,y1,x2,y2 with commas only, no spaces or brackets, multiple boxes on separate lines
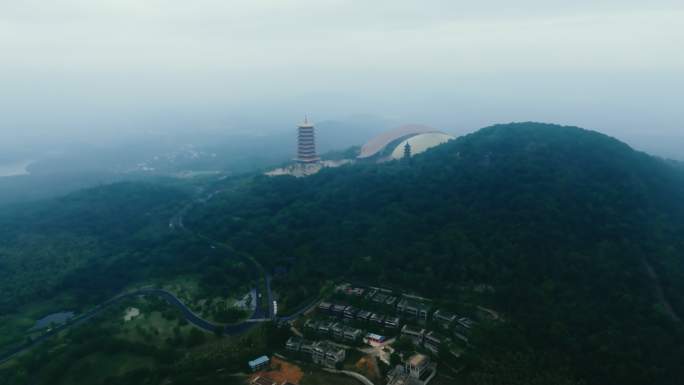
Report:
0,287,264,366
1,188,301,366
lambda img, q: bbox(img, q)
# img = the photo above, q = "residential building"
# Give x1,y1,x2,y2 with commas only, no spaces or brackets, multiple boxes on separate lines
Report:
300,339,317,354
357,310,372,322
304,319,318,331
425,331,448,354
343,327,363,341
331,322,345,339
384,316,401,328
317,321,334,334
332,304,348,316
312,341,346,368
344,306,359,320
318,302,332,312
373,293,388,304
401,325,425,344
370,313,385,325
286,337,303,352
397,298,432,321
433,310,457,325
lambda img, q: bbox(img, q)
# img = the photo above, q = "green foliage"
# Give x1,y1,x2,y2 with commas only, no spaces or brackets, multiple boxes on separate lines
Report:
188,123,684,385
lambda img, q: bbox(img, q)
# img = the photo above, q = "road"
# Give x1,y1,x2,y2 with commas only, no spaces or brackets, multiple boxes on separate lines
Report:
0,287,265,366
1,188,276,366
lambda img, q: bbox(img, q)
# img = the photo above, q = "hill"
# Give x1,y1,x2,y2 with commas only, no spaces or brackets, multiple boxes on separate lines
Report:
188,122,684,385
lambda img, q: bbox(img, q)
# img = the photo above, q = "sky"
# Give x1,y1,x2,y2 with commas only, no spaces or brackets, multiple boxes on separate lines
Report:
1,0,683,158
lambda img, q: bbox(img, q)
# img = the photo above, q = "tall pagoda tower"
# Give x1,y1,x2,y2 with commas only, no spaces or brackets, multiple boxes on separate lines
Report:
295,116,320,163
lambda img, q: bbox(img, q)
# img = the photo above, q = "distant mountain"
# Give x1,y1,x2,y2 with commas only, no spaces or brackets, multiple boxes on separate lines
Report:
189,122,684,385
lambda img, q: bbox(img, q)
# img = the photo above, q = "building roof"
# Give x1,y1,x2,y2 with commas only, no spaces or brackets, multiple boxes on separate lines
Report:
367,333,385,340
248,355,270,368
390,132,454,160
358,124,440,159
408,353,429,367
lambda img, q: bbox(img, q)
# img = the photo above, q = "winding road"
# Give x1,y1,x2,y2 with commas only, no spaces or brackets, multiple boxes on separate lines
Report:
1,188,285,366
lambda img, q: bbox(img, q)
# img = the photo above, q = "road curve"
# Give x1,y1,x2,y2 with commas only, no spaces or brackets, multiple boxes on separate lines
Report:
0,288,262,366
1,189,280,366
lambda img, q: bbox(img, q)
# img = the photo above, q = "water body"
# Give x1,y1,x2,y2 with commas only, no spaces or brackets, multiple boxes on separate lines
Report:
0,160,32,177
29,311,75,331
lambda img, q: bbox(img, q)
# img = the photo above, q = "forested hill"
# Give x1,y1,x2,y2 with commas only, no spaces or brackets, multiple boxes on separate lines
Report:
188,122,684,385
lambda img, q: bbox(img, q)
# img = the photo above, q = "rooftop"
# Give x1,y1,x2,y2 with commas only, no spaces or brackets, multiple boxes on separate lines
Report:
408,353,429,367
248,355,270,367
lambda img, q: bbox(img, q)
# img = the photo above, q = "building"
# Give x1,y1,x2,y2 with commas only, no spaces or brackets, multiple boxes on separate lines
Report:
357,124,454,162
365,333,387,344
343,326,363,341
312,341,346,368
300,339,317,354
397,298,432,321
384,316,401,328
332,304,348,316
331,322,345,339
424,331,448,354
387,354,437,385
317,320,334,334
304,319,318,331
373,293,389,304
401,325,425,344
285,339,348,368
406,354,430,379
433,310,457,325
248,355,270,372
318,302,332,312
357,310,372,322
294,117,320,163
370,313,385,325
344,306,359,320
286,337,303,352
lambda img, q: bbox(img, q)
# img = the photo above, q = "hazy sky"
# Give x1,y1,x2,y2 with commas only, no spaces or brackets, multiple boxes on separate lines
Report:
1,1,683,157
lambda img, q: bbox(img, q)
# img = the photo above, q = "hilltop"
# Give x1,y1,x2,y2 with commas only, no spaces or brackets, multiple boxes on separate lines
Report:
188,122,684,385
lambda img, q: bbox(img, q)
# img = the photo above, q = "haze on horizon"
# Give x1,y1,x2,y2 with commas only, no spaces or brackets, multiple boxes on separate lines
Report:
1,0,683,159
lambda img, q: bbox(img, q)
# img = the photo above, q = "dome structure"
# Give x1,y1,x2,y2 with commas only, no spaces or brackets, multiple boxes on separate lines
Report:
358,124,454,161
389,132,454,160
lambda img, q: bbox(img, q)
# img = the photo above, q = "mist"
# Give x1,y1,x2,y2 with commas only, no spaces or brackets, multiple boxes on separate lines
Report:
1,0,683,160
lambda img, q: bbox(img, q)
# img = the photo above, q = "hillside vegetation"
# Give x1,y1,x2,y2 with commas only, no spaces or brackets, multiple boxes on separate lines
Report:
188,122,684,385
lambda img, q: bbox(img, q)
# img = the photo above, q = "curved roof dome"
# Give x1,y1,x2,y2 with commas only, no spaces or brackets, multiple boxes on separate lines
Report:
390,132,454,160
358,124,439,159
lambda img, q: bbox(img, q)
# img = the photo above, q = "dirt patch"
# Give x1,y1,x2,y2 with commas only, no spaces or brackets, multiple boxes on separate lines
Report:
355,355,381,383
251,357,304,384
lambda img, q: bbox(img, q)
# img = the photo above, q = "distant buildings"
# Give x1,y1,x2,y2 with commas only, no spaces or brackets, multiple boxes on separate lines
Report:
285,338,346,368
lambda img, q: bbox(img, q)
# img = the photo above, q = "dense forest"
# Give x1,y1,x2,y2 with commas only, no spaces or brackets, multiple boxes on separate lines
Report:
0,181,257,353
2,122,684,384
187,123,684,385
